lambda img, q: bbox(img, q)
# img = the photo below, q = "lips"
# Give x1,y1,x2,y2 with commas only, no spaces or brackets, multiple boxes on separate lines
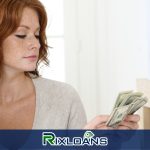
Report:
23,55,37,61
23,55,37,58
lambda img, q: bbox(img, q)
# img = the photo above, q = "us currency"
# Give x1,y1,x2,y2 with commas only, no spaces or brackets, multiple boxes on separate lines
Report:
106,91,148,128
119,92,143,107
113,91,133,109
128,97,148,114
106,104,133,128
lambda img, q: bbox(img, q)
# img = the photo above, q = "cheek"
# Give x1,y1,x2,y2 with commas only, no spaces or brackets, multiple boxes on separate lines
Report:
3,38,17,51
2,40,24,61
4,36,25,49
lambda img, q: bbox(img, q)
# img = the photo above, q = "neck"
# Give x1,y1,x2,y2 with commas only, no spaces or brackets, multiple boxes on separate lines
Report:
0,72,33,104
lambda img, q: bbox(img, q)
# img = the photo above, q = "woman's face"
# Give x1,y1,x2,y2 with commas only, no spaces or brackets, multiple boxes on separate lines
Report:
2,7,41,73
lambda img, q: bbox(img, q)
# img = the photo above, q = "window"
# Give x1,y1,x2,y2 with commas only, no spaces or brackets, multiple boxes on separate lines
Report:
39,0,65,82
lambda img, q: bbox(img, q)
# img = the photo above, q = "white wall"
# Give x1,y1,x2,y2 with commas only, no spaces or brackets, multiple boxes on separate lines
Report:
39,0,65,81
64,0,150,120
97,0,150,115
64,0,99,120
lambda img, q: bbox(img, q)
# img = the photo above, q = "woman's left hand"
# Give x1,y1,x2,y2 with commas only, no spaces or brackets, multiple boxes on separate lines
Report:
116,114,140,129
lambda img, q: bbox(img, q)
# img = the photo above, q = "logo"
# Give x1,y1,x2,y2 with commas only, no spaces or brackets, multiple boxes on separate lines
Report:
42,131,108,146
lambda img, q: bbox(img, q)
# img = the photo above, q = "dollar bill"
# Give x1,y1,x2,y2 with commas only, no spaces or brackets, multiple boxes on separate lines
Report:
128,97,148,114
119,92,143,107
113,91,133,109
106,104,133,128
106,91,148,128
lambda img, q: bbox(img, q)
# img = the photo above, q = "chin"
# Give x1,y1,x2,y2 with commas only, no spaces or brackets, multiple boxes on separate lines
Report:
27,68,36,71
24,66,36,71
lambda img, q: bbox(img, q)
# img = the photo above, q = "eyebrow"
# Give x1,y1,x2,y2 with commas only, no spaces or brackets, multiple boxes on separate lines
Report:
19,25,40,31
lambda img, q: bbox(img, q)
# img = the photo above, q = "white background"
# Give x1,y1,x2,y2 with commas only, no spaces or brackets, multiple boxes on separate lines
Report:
40,0,150,121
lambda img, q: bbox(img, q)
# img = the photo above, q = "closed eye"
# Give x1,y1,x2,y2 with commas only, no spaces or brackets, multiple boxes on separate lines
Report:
15,34,40,40
15,35,26,39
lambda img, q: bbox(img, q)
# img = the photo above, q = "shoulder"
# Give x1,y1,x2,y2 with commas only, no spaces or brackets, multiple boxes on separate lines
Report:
32,77,78,98
32,77,84,108
32,77,87,129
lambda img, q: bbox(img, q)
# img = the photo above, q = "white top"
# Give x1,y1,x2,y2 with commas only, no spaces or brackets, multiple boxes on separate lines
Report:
31,77,87,129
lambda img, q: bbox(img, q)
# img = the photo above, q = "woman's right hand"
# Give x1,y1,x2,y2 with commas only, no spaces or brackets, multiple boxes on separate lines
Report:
83,115,113,130
83,114,140,130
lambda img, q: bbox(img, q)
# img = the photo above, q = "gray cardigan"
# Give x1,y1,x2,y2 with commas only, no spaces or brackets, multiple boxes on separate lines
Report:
31,77,87,129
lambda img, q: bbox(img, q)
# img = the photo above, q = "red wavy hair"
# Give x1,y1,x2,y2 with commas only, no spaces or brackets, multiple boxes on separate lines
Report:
0,0,49,78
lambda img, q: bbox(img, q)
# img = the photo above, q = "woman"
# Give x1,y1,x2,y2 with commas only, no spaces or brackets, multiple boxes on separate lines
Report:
0,0,139,129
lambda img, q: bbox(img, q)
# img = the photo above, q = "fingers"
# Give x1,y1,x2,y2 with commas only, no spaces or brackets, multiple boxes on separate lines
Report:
96,123,113,130
119,121,139,129
92,115,110,124
118,114,140,129
83,115,110,129
117,125,131,130
96,126,113,130
83,114,140,130
124,114,140,123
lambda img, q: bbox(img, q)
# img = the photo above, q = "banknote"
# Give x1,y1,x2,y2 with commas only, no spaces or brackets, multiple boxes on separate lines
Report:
113,91,133,109
106,91,148,128
128,97,148,114
119,92,143,107
106,104,133,128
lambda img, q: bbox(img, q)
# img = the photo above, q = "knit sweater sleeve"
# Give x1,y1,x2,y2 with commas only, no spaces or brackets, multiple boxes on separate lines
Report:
66,85,87,129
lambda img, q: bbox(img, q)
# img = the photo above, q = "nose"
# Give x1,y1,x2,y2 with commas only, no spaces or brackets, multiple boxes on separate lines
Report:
27,36,41,50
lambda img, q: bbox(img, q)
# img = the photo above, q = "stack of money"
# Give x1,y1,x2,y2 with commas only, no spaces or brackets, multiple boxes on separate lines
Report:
106,91,148,128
